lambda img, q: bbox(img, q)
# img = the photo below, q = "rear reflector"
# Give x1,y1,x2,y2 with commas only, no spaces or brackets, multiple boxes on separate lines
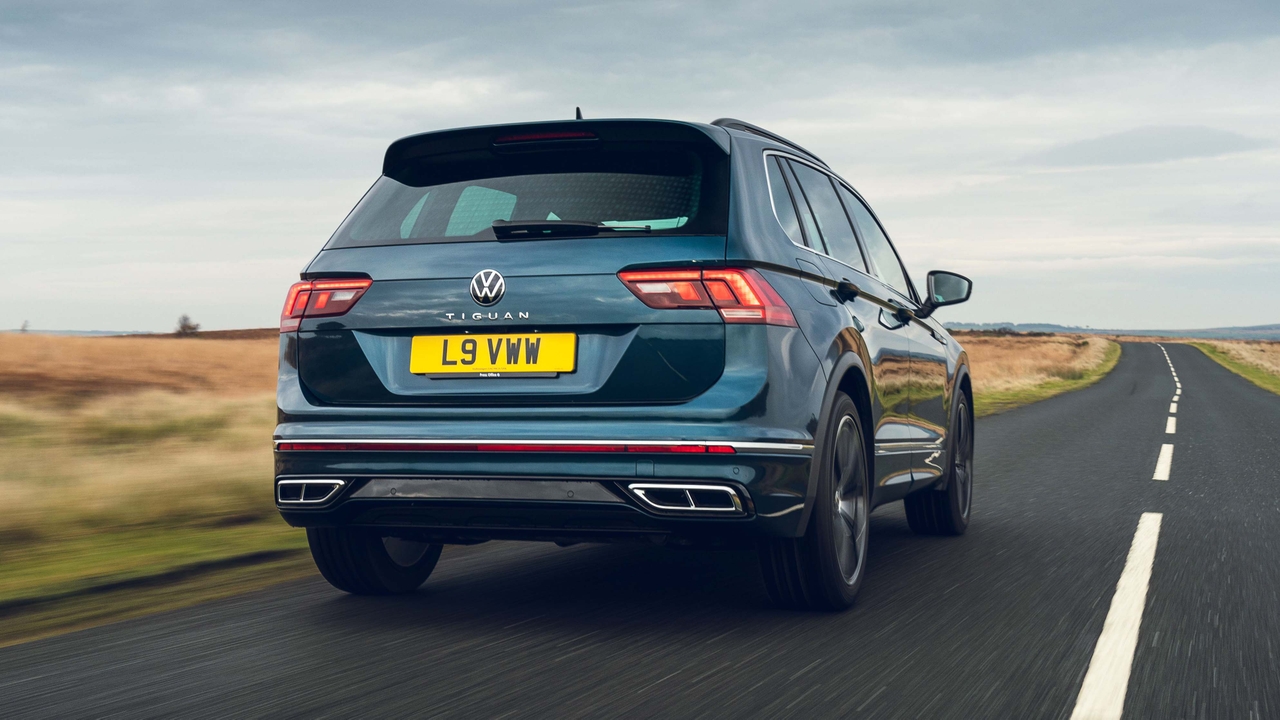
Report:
617,268,797,327
276,441,736,454
280,278,372,332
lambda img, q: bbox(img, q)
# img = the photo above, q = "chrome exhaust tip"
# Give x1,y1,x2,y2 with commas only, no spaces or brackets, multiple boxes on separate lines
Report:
627,483,746,515
277,479,345,505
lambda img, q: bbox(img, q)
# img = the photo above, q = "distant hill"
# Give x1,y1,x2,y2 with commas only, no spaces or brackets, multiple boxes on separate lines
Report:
944,322,1280,341
1,329,147,337
3,328,276,339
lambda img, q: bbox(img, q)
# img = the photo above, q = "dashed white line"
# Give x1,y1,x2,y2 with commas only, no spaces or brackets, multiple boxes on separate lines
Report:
1165,417,1176,434
1168,403,1177,414
1175,388,1181,397
1070,513,1164,720
1153,444,1174,481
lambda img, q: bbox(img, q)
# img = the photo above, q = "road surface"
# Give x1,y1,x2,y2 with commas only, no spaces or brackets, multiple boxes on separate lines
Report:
2,342,1277,719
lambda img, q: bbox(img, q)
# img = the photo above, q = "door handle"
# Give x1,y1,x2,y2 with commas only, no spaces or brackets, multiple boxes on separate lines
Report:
887,299,915,324
832,279,861,303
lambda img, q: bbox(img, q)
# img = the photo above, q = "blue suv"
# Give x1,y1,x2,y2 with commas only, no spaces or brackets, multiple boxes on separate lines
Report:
275,118,974,610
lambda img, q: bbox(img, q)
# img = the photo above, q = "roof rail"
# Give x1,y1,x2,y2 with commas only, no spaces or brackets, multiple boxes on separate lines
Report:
710,118,829,168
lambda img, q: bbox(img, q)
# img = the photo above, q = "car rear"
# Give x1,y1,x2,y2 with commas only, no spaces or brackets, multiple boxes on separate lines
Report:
274,119,824,547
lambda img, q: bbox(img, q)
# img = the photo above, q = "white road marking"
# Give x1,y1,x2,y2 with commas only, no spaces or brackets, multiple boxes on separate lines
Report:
1165,417,1176,434
1070,513,1163,720
1153,444,1174,481
1176,382,1181,389
1169,403,1177,414
1175,389,1181,397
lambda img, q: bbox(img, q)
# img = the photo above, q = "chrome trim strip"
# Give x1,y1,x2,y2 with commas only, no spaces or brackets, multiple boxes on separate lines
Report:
274,438,813,454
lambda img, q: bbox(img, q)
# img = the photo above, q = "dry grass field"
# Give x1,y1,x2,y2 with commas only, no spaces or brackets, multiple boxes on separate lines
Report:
0,333,304,644
0,332,277,403
1191,340,1280,395
1199,340,1280,377
0,329,1120,643
955,332,1120,416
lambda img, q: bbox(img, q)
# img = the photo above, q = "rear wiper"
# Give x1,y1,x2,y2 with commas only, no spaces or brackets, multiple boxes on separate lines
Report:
491,220,652,239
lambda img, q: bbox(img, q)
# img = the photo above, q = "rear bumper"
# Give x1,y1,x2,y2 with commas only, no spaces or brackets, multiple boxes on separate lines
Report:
275,442,813,541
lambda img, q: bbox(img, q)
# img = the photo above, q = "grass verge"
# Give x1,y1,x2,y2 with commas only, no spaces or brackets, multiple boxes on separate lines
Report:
0,521,310,647
1190,342,1280,396
0,551,314,649
973,340,1122,417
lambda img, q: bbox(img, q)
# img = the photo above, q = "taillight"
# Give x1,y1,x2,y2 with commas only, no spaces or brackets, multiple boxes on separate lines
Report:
613,270,709,309
617,268,797,327
280,278,372,332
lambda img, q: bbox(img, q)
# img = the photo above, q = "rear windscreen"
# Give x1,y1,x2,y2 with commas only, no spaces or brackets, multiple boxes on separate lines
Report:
326,143,729,248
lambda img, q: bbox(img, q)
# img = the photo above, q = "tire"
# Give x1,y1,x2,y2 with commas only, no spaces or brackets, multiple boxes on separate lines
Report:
306,527,443,595
759,392,870,611
904,391,973,536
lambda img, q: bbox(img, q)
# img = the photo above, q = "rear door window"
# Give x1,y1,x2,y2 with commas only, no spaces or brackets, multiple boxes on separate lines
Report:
787,161,866,272
765,157,805,247
842,191,912,299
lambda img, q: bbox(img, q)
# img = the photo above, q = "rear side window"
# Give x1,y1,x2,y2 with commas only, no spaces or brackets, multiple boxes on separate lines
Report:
328,144,728,248
765,157,805,246
784,162,823,251
787,161,866,272
842,191,911,299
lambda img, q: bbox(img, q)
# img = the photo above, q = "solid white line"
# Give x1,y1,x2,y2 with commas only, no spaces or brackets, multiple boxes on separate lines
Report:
1165,417,1176,434
1070,512,1164,720
1169,403,1177,414
1153,444,1174,481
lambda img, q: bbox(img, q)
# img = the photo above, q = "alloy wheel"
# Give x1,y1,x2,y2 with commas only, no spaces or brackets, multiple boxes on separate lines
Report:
953,403,973,519
831,415,869,585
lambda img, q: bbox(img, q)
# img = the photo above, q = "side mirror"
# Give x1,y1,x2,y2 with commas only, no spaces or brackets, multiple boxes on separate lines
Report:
915,270,972,319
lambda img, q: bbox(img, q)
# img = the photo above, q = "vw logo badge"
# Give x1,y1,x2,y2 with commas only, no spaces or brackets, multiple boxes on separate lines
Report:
470,269,505,306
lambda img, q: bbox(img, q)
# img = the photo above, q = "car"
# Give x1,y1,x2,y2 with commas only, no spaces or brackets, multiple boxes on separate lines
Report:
274,117,974,610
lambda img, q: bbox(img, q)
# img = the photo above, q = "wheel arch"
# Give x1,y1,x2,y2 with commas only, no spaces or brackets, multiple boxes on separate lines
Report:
795,352,877,533
934,359,974,492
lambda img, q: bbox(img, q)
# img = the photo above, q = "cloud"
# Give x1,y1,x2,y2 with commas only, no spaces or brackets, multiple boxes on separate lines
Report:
2,2,1280,330
1025,125,1268,167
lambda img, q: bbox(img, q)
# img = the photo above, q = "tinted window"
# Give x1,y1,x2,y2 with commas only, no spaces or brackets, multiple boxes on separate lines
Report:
328,145,728,248
765,157,804,246
842,190,911,298
788,161,865,271
445,186,517,236
783,161,823,250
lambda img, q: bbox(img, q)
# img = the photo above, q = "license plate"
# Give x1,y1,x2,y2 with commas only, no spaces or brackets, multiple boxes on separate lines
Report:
409,333,576,377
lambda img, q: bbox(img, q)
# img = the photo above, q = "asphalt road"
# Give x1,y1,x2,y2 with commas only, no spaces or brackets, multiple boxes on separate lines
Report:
2,342,1278,719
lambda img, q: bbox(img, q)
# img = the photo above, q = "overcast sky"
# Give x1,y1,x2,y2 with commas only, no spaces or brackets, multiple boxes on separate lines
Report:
3,0,1278,331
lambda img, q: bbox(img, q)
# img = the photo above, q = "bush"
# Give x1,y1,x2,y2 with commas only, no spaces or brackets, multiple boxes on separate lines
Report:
175,314,201,336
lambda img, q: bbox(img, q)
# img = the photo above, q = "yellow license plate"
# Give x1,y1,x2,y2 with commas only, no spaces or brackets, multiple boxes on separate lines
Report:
410,333,577,376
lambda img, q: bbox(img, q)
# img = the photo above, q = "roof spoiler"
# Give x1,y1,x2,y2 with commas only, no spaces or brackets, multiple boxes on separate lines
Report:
382,119,730,176
710,118,829,168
